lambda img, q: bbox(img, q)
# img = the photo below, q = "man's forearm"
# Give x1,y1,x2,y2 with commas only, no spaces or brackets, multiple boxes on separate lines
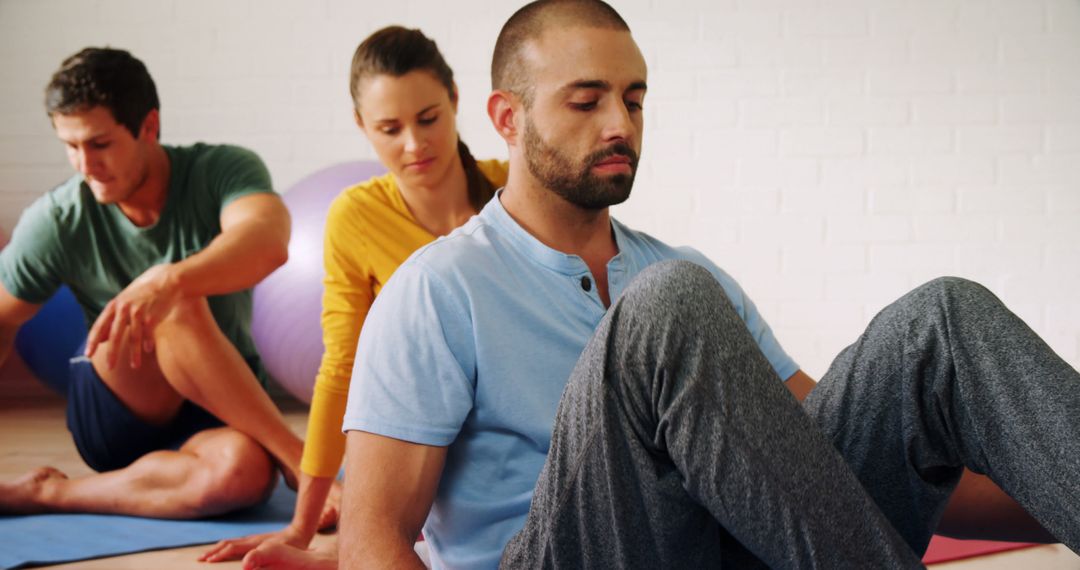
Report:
168,221,288,299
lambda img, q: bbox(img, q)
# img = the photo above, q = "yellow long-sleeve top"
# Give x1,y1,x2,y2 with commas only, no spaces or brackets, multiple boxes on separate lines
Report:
300,159,509,477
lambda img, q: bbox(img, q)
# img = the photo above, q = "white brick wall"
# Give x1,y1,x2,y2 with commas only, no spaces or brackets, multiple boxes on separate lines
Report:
1,0,1078,377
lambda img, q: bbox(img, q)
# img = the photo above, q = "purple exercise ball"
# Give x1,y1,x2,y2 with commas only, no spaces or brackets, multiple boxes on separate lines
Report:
253,160,387,404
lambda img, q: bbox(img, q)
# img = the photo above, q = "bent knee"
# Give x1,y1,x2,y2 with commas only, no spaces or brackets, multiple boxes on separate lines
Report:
157,296,216,331
183,430,276,516
618,259,735,323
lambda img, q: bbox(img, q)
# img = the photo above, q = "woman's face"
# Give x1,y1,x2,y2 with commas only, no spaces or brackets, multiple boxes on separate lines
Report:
355,70,459,190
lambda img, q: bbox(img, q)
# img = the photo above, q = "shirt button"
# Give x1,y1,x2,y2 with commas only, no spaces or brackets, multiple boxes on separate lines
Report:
580,276,592,292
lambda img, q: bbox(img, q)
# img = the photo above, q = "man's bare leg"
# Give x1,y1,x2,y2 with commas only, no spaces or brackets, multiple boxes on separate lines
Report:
0,427,275,517
96,296,303,485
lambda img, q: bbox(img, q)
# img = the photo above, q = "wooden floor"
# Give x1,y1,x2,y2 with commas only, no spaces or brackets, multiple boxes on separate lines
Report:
1,355,1077,569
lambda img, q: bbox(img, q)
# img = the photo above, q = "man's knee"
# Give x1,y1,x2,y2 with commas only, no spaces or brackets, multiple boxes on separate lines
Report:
617,259,735,326
156,296,217,335
183,430,275,516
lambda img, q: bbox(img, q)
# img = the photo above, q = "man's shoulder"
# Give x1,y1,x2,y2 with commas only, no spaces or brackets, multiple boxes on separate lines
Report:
396,215,503,286
614,218,730,279
168,143,270,184
23,175,88,229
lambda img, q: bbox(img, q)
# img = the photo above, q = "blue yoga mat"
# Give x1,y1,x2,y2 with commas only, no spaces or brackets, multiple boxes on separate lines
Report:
0,478,296,569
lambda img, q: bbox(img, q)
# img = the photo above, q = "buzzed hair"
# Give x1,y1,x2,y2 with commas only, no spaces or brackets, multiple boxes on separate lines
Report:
491,0,630,106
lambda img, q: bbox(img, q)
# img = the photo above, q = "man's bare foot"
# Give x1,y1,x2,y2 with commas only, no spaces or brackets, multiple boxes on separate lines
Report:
0,466,68,514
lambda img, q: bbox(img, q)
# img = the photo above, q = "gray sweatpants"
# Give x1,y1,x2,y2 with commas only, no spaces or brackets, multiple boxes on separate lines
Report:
501,260,1080,569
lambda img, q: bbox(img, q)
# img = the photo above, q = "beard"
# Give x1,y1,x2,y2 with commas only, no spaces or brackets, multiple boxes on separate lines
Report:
522,115,639,210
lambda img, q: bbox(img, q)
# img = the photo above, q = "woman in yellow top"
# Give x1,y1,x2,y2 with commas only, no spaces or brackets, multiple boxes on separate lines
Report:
201,26,508,566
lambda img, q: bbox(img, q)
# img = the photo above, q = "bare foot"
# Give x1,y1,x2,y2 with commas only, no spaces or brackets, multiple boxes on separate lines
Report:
0,466,68,514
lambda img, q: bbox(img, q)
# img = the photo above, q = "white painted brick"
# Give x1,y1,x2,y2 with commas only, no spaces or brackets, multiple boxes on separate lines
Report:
911,155,995,185
737,37,823,66
698,69,779,98
744,271,826,303
781,243,866,274
647,71,697,102
0,135,67,167
782,68,865,97
698,244,782,282
740,214,824,246
956,126,1044,154
1048,186,1080,214
1045,73,1080,95
685,213,739,246
1048,0,1080,34
822,157,909,187
781,185,865,215
956,1,1045,33
778,299,864,332
655,100,738,129
697,187,780,215
827,98,910,126
654,39,737,70
868,67,953,95
958,186,1046,215
823,272,912,308
868,127,953,155
913,214,998,243
1001,273,1079,306
909,33,998,65
869,186,955,215
650,154,737,188
700,9,782,38
739,98,825,127
913,96,997,124
737,157,819,186
828,215,911,244
870,2,957,36
869,244,954,273
956,65,1043,94
783,7,867,37
781,127,863,157
1001,95,1080,124
694,129,778,159
999,156,1080,185
952,243,1043,277
823,37,908,66
1047,127,1080,153
1000,214,1078,243
1001,34,1080,65
1046,245,1080,277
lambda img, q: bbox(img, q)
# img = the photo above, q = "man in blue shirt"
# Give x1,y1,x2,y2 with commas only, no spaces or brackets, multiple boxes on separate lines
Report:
340,1,1080,568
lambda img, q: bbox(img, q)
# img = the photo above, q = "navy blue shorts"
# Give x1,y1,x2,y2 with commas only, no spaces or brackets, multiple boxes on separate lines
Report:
65,346,223,473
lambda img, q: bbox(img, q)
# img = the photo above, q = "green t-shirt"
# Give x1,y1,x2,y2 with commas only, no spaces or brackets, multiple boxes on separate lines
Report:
0,143,274,381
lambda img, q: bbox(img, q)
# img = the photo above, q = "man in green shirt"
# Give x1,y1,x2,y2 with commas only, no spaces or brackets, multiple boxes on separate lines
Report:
0,47,315,521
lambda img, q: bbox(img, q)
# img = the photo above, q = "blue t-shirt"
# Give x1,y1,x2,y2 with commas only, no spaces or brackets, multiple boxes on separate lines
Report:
343,192,798,570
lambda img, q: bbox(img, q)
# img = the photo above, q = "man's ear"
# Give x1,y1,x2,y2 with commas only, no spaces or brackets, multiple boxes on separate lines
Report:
139,108,161,141
487,90,518,146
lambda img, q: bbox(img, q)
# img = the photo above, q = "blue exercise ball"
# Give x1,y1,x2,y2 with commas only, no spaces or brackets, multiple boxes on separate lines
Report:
14,285,88,394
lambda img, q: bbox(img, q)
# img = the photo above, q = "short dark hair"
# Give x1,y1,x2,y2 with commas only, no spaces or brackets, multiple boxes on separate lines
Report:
491,0,630,106
349,26,495,211
45,47,160,139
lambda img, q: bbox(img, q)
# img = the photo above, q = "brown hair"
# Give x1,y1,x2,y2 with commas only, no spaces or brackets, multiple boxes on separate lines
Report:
46,47,161,139
350,26,495,210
